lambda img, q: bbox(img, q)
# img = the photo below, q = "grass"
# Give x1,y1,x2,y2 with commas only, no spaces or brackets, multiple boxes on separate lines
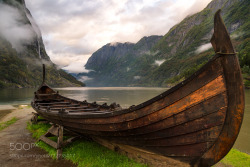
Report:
0,117,18,131
219,149,250,167
27,122,147,167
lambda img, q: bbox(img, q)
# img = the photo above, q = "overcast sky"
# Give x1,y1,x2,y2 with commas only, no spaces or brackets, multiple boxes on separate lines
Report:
25,0,212,73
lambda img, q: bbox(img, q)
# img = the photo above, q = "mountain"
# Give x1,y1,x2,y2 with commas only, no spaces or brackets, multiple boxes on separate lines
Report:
0,0,85,88
82,35,163,86
81,0,249,87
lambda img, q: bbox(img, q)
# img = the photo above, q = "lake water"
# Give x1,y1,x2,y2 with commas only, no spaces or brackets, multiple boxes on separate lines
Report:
0,87,249,154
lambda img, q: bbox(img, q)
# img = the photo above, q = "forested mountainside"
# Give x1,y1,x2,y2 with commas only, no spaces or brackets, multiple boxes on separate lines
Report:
0,0,85,88
80,0,249,87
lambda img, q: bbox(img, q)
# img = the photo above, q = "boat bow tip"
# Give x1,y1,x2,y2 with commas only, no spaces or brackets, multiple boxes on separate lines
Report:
210,9,235,54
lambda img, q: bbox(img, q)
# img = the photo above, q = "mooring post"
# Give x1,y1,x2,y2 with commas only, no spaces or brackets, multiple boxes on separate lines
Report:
42,64,45,83
57,125,63,160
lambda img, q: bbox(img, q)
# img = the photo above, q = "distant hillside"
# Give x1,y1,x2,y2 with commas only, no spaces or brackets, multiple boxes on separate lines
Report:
0,0,85,88
80,0,249,87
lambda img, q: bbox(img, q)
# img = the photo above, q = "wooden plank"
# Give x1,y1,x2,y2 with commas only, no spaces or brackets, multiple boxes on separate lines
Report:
57,125,63,160
37,102,70,105
101,107,226,142
40,135,57,149
67,108,99,112
93,137,190,167
48,126,60,136
39,104,80,108
106,125,222,147
52,106,89,110
37,93,57,96
143,142,214,157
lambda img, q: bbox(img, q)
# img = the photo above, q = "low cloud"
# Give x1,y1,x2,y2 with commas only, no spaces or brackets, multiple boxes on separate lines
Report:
63,62,90,73
0,3,35,52
134,76,141,80
196,43,212,54
78,76,93,82
154,59,165,66
50,53,91,73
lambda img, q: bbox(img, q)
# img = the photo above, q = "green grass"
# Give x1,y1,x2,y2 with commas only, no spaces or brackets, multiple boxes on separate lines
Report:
27,122,147,167
0,117,18,131
220,149,250,167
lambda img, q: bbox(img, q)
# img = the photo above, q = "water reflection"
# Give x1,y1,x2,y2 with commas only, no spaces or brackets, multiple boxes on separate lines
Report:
0,88,36,105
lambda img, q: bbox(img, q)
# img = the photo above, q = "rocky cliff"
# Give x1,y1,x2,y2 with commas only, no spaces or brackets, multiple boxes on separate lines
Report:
80,0,249,87
0,0,84,88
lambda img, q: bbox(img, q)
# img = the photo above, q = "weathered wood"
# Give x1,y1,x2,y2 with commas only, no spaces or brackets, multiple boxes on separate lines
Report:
57,125,63,160
46,125,60,137
39,124,80,160
31,10,245,167
37,102,70,105
93,137,190,167
40,135,58,148
67,108,100,112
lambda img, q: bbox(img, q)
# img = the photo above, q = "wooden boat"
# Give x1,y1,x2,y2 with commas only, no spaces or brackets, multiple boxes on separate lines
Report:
31,10,245,167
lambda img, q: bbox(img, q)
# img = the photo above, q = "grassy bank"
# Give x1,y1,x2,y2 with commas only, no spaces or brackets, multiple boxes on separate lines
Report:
27,121,250,167
219,149,250,167
27,121,147,167
0,117,18,131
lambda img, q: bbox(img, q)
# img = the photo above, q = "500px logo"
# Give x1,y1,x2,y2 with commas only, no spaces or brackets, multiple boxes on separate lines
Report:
10,143,37,151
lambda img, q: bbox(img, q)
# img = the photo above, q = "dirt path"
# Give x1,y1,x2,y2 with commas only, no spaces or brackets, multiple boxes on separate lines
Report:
0,106,76,167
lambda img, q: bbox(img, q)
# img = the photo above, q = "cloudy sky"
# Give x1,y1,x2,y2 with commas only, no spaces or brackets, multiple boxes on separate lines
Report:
25,0,212,73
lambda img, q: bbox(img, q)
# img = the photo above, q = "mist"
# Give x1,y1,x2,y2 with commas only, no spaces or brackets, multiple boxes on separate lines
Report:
0,3,35,52
196,43,212,54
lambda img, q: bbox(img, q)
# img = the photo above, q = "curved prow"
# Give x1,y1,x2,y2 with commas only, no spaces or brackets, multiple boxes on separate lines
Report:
194,9,244,167
210,9,235,54
42,64,45,84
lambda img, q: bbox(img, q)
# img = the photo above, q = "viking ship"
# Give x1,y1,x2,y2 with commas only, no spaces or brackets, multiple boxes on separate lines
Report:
31,10,245,167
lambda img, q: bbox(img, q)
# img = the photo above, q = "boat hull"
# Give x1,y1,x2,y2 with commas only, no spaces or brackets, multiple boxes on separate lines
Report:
31,10,244,167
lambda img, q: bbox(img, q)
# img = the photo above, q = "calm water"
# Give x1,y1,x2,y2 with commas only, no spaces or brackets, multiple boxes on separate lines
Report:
0,87,249,153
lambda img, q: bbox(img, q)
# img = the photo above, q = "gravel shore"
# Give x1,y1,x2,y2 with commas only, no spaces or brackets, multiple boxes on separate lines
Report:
0,105,76,167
